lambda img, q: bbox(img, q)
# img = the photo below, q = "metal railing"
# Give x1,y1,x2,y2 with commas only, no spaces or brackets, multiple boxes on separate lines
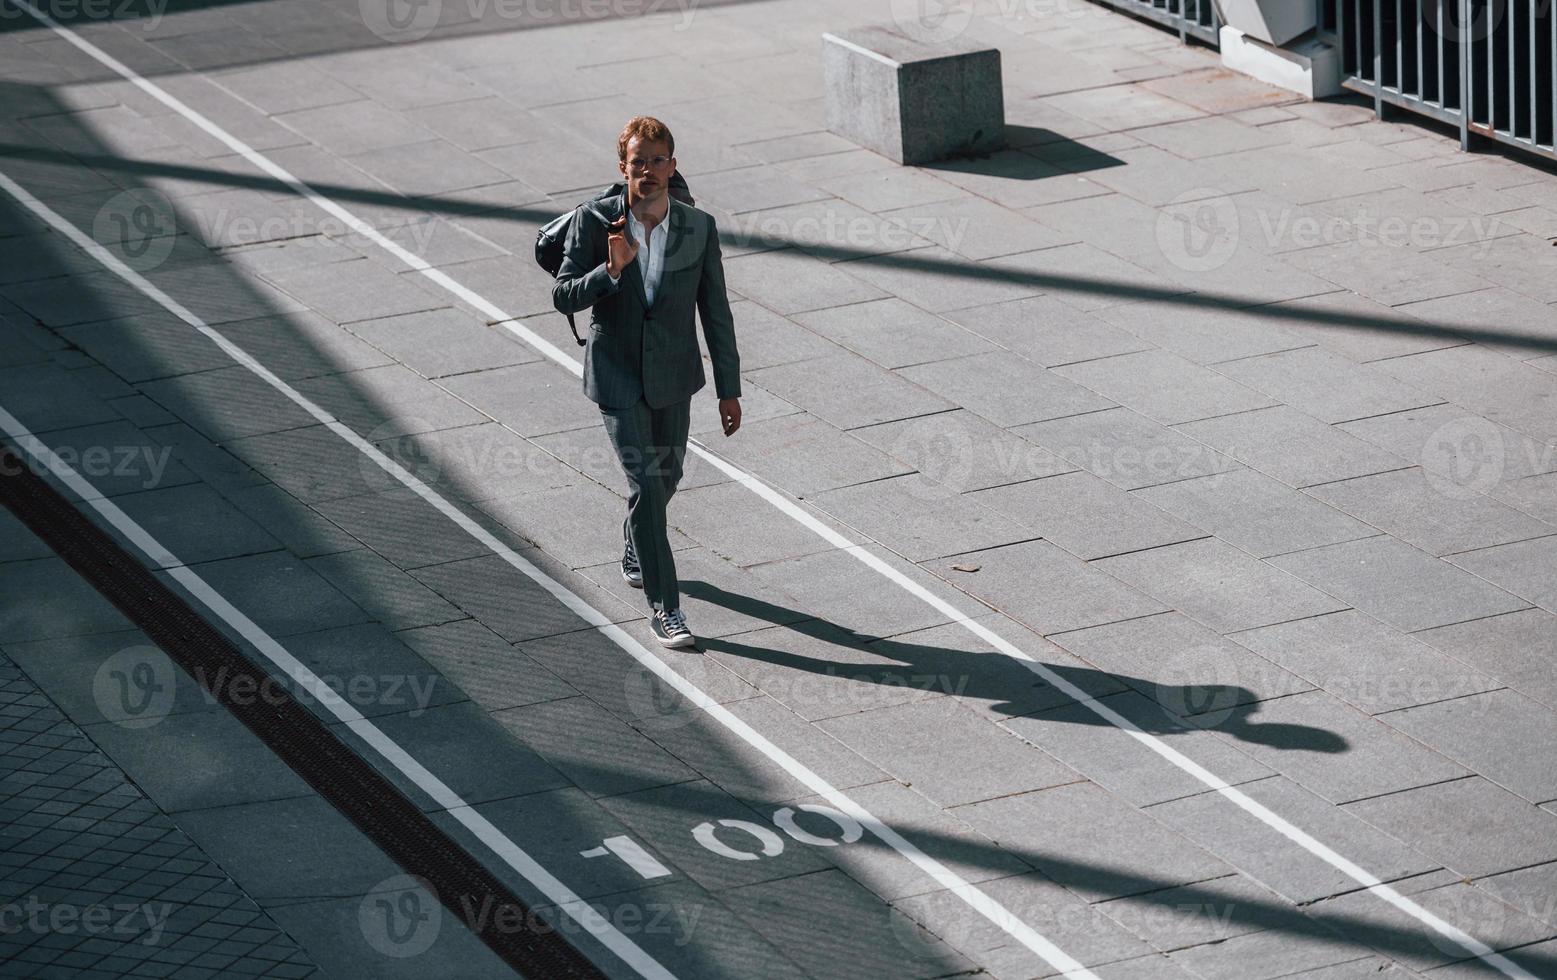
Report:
1320,0,1557,162
1089,0,1222,45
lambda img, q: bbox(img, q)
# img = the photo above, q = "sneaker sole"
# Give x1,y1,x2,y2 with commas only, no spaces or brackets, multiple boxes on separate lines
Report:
622,571,644,588
655,631,696,649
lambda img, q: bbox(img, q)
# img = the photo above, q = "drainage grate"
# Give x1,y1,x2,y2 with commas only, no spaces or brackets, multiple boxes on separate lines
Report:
0,441,609,980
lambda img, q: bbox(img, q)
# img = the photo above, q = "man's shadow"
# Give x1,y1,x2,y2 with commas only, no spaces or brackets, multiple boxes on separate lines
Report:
684,581,1347,754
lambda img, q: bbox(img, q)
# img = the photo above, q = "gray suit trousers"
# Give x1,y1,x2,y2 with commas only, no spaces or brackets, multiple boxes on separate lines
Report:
600,395,691,612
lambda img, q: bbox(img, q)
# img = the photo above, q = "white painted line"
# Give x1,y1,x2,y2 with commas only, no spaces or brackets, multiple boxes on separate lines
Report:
2,4,1536,977
0,405,675,980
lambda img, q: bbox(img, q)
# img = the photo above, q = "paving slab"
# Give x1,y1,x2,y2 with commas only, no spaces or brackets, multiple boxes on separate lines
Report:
408,552,640,644
1216,346,1441,425
633,694,884,811
1268,536,1529,633
817,697,1080,809
723,247,889,314
277,621,466,719
1094,299,1314,366
812,473,1037,563
175,791,403,909
929,539,1168,637
1338,403,1557,488
1017,405,1236,490
954,781,1232,901
1002,689,1274,807
939,292,1154,368
1097,538,1348,634
0,556,133,643
898,350,1117,428
1137,468,1376,558
138,365,319,442
1414,608,1557,709
168,550,370,639
1447,535,1557,613
1233,610,1500,715
782,779,1035,903
1304,467,1552,556
491,695,697,801
83,707,313,813
1380,690,1557,804
973,470,1205,559
745,351,954,431
1371,344,1557,445
1200,689,1468,804
894,870,1158,976
1150,776,1440,904
1307,879,1557,974
685,411,910,498
722,868,974,980
852,408,1075,494
1177,405,1408,489
789,297,994,370
1053,611,1313,716
1054,349,1275,425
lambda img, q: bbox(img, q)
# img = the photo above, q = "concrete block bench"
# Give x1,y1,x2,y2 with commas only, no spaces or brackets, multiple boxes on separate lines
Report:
822,24,1005,165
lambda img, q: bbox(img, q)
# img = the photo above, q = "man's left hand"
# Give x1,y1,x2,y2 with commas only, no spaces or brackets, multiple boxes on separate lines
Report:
719,398,741,436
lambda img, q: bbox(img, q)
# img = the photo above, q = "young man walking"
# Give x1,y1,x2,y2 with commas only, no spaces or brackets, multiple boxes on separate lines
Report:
552,116,742,649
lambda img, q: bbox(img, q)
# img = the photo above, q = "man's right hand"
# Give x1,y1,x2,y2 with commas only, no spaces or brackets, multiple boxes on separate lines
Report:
606,215,637,279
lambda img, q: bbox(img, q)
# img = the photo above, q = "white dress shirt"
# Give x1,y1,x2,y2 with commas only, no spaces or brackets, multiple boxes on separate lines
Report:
607,203,669,306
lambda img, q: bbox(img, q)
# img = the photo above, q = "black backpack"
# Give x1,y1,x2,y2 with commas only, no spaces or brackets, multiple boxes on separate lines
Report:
535,170,695,346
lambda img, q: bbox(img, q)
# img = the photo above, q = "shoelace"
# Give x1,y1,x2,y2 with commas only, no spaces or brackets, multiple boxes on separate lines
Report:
661,608,688,634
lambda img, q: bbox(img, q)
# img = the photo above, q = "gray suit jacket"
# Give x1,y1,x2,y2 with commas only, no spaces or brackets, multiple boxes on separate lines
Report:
552,192,741,411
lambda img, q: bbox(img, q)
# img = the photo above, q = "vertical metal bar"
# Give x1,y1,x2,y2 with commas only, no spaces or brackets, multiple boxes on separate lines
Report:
1489,0,1497,133
1507,0,1515,137
1437,0,1446,107
1376,0,1386,113
1401,0,1413,90
1460,0,1472,146
1339,0,1348,72
1551,0,1556,149
1528,0,1537,142
1417,0,1425,99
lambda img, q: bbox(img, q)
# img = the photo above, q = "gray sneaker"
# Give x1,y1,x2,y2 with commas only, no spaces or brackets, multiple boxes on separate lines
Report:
621,534,643,589
650,608,695,649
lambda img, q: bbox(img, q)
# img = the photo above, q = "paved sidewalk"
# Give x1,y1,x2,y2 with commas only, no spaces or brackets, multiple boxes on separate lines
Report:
2,0,1557,978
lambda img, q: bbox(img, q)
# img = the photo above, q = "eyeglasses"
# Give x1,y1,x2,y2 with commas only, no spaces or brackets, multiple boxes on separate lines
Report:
626,155,672,172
